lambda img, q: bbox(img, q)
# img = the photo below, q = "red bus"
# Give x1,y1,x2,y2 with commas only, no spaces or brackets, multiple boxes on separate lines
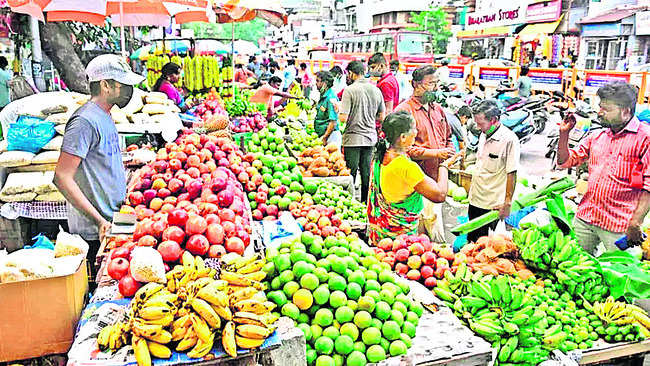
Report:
329,31,435,66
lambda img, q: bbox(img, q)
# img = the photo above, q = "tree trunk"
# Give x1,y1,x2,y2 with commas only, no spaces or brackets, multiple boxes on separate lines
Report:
39,22,89,94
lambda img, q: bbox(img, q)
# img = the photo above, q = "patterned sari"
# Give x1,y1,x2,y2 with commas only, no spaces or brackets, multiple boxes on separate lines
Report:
367,159,424,245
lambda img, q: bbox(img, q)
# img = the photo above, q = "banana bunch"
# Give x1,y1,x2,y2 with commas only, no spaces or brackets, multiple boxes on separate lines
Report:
97,321,131,351
165,252,217,293
592,297,650,334
513,227,609,302
432,262,472,301
220,252,267,284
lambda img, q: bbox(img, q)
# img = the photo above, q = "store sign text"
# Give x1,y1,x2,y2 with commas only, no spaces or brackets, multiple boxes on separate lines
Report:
468,8,520,26
526,0,562,23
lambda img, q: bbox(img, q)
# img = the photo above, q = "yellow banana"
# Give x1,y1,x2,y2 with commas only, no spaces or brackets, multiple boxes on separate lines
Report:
187,332,214,358
236,324,272,339
195,256,206,273
132,322,164,339
197,286,229,307
243,271,267,282
233,299,273,314
191,313,213,343
220,253,242,268
233,311,267,328
132,283,165,310
238,259,265,275
229,287,258,306
182,251,195,269
222,321,238,358
171,325,190,342
147,341,172,359
233,253,261,271
191,298,222,329
139,306,173,321
143,330,172,344
176,326,199,352
172,314,192,331
140,314,175,327
220,271,265,290
235,335,265,349
97,325,113,351
132,336,152,366
211,303,233,321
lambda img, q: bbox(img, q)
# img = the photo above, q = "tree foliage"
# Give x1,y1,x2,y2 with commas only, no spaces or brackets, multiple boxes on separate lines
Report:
409,6,453,54
182,19,267,43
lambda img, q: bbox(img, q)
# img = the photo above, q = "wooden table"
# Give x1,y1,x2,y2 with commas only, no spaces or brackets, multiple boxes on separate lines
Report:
580,340,650,365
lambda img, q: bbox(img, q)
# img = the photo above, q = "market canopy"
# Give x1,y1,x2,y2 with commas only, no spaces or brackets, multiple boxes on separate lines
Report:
195,39,229,55
517,15,563,37
211,0,287,28
7,0,214,25
227,40,260,55
129,44,153,60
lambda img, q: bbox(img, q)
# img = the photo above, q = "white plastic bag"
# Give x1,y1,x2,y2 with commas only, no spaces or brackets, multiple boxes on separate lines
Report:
129,247,167,284
54,227,89,258
489,220,512,239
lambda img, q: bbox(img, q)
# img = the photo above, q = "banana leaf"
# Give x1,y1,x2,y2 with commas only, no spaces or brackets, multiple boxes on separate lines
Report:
451,176,576,235
598,251,650,302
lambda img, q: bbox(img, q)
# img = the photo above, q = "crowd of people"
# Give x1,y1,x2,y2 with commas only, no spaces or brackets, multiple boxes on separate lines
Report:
50,53,650,269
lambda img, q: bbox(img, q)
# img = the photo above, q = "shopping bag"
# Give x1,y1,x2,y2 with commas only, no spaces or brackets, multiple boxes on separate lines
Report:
7,116,56,153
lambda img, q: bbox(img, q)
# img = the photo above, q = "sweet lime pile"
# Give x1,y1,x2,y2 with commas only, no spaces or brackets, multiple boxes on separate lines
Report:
263,232,423,366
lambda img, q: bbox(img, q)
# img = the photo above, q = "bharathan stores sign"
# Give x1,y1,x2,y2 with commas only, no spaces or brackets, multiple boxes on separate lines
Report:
465,4,527,29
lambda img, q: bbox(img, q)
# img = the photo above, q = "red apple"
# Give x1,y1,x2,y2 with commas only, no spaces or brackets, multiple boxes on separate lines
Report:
421,265,434,279
406,269,421,281
410,243,425,255
421,251,437,266
395,263,409,275
395,248,410,262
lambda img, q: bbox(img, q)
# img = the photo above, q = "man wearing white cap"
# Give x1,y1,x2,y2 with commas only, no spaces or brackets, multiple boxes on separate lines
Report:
54,54,144,271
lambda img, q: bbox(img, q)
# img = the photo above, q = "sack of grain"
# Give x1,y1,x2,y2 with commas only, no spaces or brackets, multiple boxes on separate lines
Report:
0,192,37,202
35,171,57,195
32,151,60,165
54,227,89,258
55,125,66,135
45,113,72,124
0,151,35,167
1,172,44,195
42,136,63,151
35,191,65,202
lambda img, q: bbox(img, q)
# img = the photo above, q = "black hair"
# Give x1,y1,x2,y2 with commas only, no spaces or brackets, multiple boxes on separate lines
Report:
270,61,280,70
316,70,334,89
269,76,282,85
0,56,8,69
597,81,638,115
300,62,307,70
441,59,449,66
235,63,244,69
375,111,416,161
153,62,181,92
346,60,365,76
520,66,529,76
249,56,256,63
287,59,295,66
457,105,472,118
330,65,343,77
412,65,436,83
368,52,386,67
389,59,400,69
473,99,502,122
90,81,102,96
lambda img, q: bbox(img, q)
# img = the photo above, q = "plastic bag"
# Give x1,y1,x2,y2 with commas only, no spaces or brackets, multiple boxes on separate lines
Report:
53,227,89,258
26,234,55,250
518,209,557,234
7,116,56,153
129,247,166,284
488,220,511,238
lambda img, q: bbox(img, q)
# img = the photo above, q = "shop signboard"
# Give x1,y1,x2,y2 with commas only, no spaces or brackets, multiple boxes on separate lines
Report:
585,72,630,88
529,68,563,91
449,65,465,80
479,67,509,81
581,23,621,37
526,0,562,23
636,11,650,36
465,2,528,30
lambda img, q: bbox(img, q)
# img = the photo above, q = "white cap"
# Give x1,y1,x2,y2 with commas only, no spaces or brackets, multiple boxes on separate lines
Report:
86,54,145,85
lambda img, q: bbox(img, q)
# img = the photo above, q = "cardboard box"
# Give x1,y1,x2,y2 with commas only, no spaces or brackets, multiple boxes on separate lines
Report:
0,260,88,361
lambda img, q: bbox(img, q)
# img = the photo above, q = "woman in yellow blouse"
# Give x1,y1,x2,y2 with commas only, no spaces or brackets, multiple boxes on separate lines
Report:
367,111,450,244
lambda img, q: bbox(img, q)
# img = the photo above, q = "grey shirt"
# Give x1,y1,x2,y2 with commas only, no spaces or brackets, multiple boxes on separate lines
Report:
340,78,385,147
516,76,532,98
61,101,126,241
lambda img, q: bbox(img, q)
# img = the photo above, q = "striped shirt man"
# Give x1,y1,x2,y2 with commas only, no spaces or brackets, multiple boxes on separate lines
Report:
559,116,650,241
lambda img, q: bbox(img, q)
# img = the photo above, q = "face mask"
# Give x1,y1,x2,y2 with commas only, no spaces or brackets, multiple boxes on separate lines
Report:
368,67,382,78
346,75,354,85
116,84,134,109
486,124,496,135
420,90,437,104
